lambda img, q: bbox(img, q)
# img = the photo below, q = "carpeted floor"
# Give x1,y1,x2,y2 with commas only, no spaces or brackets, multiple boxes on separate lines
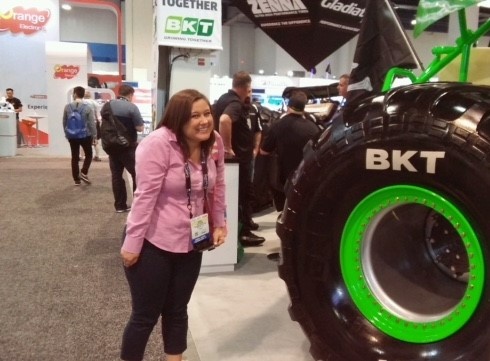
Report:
0,156,199,361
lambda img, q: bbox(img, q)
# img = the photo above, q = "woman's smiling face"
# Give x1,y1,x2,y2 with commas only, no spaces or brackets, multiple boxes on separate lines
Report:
183,99,214,146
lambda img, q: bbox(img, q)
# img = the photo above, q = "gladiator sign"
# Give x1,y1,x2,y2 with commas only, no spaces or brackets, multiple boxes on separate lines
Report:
0,6,51,35
53,65,80,80
233,0,367,70
158,0,222,50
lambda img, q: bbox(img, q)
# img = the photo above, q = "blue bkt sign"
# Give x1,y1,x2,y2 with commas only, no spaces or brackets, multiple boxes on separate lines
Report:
165,16,214,36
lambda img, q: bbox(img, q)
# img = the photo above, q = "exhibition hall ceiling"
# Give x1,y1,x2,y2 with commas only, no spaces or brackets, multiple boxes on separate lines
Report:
83,0,490,34
222,0,490,33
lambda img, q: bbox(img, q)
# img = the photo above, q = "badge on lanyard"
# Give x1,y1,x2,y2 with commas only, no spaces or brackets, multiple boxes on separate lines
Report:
185,149,215,252
191,213,213,251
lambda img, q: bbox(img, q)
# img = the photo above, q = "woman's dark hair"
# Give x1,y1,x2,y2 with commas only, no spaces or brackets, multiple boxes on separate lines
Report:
157,89,215,159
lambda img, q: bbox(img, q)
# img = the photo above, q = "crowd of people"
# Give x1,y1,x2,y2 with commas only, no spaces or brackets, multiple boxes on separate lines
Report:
6,71,346,360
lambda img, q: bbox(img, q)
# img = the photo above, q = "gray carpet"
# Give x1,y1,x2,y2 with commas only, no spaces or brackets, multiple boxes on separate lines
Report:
0,156,199,361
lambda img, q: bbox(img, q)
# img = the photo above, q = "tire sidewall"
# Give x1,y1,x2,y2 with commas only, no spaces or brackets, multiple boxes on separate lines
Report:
288,132,490,359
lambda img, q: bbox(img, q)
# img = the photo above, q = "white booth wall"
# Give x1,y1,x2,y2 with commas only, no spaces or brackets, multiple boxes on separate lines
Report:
60,6,119,76
0,0,60,140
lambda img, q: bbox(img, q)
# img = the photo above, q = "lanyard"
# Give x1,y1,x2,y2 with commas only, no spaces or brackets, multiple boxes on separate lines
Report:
184,148,208,219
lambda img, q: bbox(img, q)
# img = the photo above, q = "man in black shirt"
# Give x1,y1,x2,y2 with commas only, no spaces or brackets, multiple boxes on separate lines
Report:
327,73,350,128
260,91,321,211
213,71,265,247
5,88,24,147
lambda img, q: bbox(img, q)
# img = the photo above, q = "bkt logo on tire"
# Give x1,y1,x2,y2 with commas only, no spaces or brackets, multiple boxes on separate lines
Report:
165,16,214,36
366,149,445,174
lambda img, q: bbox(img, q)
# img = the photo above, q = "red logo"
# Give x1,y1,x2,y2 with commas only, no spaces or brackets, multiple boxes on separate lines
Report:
54,65,80,80
0,6,51,35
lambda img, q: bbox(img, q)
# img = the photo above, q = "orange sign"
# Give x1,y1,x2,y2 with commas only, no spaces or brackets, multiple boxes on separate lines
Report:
54,65,80,80
0,6,51,35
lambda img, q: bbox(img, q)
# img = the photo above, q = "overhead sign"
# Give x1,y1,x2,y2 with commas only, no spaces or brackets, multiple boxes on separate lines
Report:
233,0,367,70
53,65,80,80
157,0,222,50
0,5,51,35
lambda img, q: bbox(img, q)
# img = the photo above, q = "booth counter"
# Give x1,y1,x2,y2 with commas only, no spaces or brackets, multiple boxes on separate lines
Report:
0,111,16,157
200,158,239,273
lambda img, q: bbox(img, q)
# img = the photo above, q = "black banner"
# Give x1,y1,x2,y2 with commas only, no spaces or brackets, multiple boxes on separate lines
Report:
233,0,367,70
346,0,422,104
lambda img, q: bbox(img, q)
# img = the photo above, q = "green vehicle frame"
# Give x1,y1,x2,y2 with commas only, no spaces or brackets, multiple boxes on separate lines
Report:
383,8,490,91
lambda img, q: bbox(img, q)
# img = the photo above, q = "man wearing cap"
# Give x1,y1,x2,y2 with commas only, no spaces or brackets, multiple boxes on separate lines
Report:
260,91,321,211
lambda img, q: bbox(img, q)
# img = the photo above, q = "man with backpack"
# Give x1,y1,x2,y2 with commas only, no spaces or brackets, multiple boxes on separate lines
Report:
100,85,144,213
63,86,97,186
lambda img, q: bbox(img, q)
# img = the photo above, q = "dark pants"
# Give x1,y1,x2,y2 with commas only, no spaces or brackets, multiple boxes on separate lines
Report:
121,241,202,360
109,147,136,211
273,190,286,212
251,154,273,212
238,160,255,233
16,119,25,146
68,137,93,181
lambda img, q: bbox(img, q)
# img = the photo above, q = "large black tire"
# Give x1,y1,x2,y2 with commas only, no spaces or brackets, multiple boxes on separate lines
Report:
278,83,490,360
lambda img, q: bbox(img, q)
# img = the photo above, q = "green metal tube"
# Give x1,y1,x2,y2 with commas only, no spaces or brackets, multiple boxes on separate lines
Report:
383,10,490,91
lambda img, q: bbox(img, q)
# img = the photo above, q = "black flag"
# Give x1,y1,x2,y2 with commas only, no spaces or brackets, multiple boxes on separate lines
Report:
346,0,422,105
326,63,332,76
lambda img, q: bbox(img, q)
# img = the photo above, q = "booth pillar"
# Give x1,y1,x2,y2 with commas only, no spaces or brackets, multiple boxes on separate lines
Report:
45,41,89,156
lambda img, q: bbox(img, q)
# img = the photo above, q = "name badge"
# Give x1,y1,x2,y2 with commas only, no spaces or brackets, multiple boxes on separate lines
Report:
190,213,214,251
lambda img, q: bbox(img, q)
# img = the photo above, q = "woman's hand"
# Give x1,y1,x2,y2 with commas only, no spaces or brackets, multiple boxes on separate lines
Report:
121,250,139,268
212,227,227,247
224,149,235,159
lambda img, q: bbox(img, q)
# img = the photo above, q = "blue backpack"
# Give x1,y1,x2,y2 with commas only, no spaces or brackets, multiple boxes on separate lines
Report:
65,103,88,139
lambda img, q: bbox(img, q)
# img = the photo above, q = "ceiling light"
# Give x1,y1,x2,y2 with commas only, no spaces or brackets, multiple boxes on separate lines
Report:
61,4,72,11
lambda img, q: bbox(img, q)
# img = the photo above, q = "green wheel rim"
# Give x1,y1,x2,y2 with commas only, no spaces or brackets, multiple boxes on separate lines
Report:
340,185,484,343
